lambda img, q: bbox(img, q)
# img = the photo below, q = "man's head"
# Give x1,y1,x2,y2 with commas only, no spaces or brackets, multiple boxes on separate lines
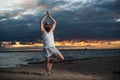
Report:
44,22,51,32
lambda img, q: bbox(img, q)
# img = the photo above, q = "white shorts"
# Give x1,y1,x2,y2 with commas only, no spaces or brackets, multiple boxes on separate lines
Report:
43,47,61,58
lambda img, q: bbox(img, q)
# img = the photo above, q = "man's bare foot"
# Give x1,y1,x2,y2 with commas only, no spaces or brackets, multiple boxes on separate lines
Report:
49,63,53,72
47,71,51,76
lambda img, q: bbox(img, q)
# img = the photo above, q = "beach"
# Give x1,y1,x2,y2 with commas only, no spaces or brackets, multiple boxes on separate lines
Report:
0,56,120,80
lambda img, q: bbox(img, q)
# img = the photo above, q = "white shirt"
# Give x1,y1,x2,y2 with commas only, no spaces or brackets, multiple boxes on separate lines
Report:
42,30,55,48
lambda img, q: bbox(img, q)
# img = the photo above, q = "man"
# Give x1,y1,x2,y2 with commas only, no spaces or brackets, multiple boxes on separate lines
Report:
40,11,64,76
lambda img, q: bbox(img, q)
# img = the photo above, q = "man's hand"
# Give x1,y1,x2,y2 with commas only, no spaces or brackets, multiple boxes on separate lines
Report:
46,11,50,17
46,11,48,14
46,11,49,16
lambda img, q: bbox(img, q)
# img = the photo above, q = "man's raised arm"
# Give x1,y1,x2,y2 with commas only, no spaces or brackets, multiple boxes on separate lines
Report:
48,12,56,32
40,12,48,33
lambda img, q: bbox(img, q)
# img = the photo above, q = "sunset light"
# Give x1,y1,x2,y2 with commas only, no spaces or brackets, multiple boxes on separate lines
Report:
1,40,120,49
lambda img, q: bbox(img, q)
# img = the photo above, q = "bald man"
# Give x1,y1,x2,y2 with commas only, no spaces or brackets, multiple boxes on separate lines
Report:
40,11,64,76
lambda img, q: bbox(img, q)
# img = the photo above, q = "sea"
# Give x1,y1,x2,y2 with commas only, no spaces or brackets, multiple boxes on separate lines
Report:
0,49,120,67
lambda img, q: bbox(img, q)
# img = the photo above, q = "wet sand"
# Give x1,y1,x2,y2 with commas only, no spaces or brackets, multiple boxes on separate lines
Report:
0,57,120,80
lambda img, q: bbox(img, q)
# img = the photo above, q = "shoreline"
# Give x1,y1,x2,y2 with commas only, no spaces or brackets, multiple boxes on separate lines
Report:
0,48,120,52
0,56,120,80
28,56,120,64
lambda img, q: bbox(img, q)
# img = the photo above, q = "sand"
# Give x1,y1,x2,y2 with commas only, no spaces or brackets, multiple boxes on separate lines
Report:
0,57,120,80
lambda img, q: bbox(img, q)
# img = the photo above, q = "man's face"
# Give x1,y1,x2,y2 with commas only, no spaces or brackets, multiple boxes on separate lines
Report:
45,22,51,32
45,22,50,28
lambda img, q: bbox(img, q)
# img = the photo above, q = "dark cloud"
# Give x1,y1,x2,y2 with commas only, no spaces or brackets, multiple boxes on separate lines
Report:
54,21,120,40
0,0,120,41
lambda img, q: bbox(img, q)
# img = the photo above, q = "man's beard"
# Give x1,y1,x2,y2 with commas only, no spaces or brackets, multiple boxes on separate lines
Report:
45,27,51,32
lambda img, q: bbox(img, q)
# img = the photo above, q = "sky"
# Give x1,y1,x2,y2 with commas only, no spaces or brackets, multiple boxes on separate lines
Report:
0,0,120,42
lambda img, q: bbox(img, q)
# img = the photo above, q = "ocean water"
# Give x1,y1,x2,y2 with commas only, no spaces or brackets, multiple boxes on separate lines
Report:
0,49,120,67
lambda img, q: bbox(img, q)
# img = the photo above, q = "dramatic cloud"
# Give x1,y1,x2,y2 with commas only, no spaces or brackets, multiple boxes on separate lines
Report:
0,0,120,41
116,18,120,22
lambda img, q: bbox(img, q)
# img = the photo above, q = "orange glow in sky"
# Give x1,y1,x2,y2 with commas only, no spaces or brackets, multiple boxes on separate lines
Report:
8,40,120,49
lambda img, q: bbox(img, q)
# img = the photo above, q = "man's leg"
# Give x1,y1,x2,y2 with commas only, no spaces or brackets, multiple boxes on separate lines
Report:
48,53,64,72
45,57,51,76
52,53,64,64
